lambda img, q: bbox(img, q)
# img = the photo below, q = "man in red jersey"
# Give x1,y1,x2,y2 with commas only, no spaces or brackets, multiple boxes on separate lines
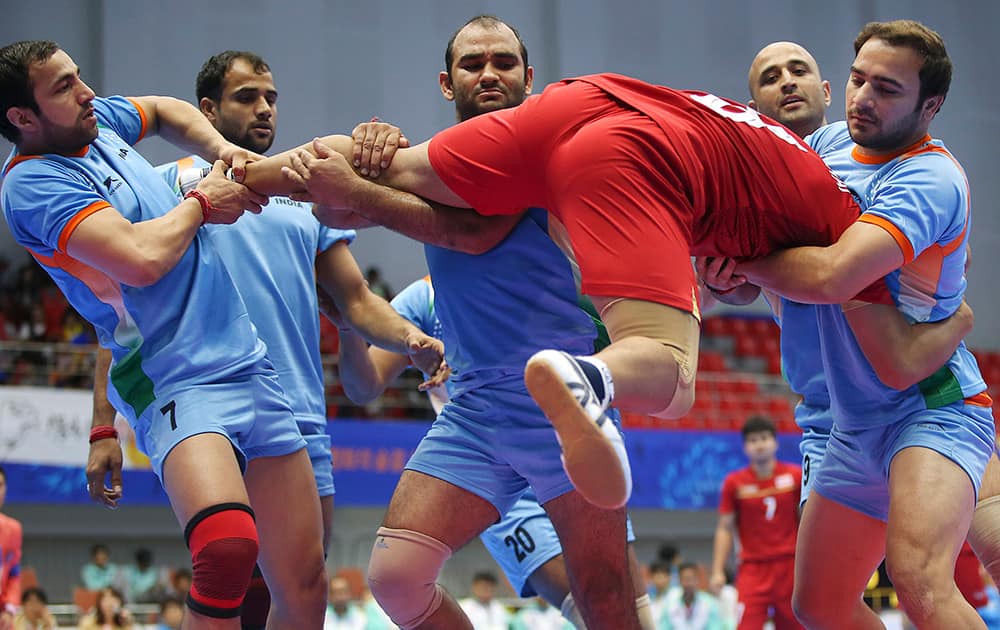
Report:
241,70,865,513
710,417,802,630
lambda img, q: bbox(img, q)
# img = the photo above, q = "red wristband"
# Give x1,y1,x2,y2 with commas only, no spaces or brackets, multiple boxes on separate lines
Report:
89,425,118,444
184,189,214,225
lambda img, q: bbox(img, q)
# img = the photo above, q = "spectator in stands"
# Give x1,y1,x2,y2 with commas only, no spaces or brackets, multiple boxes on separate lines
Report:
121,548,165,604
0,465,23,624
648,561,673,623
80,544,118,591
660,563,725,630
323,575,367,629
77,587,133,630
12,587,53,630
364,266,394,301
166,569,191,603
658,543,683,584
153,596,184,630
458,571,510,630
510,597,566,630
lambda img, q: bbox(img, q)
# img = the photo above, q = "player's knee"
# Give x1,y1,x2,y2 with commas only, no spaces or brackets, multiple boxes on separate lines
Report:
886,546,948,623
184,503,259,619
969,495,1000,581
367,527,452,629
649,375,695,419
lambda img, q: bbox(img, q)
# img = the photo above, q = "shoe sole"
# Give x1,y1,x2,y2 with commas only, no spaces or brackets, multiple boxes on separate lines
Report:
524,356,628,509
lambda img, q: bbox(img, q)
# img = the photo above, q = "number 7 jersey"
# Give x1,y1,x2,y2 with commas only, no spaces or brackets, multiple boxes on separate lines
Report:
719,461,802,562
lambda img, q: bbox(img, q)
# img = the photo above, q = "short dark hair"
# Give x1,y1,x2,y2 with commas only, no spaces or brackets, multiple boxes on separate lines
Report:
21,586,47,605
657,543,679,564
678,562,699,575
90,543,109,557
741,415,776,440
472,570,498,584
444,15,528,79
0,464,6,481
649,561,671,575
135,547,153,565
854,20,951,107
196,50,270,103
0,40,60,142
159,595,183,613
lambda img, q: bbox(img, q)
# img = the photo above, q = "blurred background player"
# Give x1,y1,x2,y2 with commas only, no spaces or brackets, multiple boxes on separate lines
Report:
710,417,802,630
0,466,22,626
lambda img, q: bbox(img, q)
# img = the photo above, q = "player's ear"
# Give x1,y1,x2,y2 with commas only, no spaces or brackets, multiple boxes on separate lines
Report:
525,66,534,95
439,71,455,101
6,106,37,135
199,97,219,121
747,99,758,111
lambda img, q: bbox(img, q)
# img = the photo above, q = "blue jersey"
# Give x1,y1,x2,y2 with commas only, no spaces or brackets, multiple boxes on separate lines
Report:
158,156,355,430
424,209,598,397
808,122,986,429
2,97,265,421
766,295,832,432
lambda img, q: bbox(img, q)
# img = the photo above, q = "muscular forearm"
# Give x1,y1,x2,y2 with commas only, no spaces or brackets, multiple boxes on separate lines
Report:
345,180,518,254
340,293,421,355
243,135,354,195
92,348,116,427
337,331,407,405
846,302,973,390
739,247,847,304
142,96,228,162
123,199,204,286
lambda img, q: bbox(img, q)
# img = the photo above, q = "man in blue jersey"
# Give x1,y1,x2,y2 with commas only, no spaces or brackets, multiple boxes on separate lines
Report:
308,16,647,630
87,50,445,630
0,41,336,628
726,22,994,629
333,275,651,629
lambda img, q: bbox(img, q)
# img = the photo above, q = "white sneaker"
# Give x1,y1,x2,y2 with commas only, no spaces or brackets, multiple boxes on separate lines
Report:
524,350,632,509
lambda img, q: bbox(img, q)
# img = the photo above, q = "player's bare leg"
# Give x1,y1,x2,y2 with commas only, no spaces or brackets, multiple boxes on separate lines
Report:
792,492,885,629
886,447,985,629
544,491,641,629
244,449,328,629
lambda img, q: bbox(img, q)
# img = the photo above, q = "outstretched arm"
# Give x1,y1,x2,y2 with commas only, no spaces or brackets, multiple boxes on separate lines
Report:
316,243,446,384
736,222,904,304
845,301,974,390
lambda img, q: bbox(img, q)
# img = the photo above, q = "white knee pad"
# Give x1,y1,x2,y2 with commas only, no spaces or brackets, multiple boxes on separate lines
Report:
969,495,1000,584
367,527,452,629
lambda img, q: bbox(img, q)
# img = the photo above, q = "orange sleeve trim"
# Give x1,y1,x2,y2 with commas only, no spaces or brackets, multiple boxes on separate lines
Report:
858,214,915,264
965,391,993,408
126,97,149,141
57,200,112,253
176,156,195,172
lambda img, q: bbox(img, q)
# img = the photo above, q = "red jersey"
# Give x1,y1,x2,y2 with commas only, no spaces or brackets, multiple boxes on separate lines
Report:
719,461,801,562
955,541,988,609
428,73,861,312
0,513,22,607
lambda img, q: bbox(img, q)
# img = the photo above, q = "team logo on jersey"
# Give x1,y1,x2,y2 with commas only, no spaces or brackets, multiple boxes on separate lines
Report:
118,148,129,160
102,175,123,194
738,484,759,495
775,473,795,489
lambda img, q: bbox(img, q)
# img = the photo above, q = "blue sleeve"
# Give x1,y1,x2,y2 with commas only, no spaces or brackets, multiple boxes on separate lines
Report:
2,160,111,255
862,154,967,261
318,225,356,252
93,96,147,146
390,279,433,335
805,121,843,155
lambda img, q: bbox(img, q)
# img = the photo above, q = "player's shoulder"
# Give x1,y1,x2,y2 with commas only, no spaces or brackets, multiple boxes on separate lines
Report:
806,121,850,155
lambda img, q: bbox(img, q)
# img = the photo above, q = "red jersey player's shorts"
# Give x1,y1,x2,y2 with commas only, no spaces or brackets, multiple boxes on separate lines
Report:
427,73,861,315
737,556,802,630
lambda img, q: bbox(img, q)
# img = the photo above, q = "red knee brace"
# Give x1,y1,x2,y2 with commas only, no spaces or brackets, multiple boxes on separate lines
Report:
183,503,259,619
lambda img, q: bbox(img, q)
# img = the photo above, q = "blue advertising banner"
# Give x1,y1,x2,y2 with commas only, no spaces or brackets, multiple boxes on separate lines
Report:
3,420,802,510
